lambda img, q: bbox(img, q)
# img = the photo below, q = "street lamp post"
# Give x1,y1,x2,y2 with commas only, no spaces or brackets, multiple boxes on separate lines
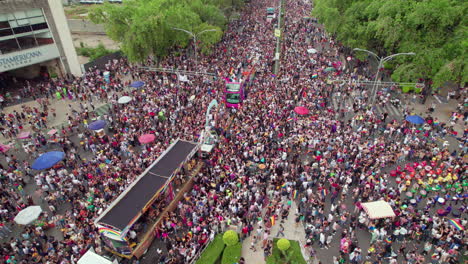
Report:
353,48,415,106
172,27,219,67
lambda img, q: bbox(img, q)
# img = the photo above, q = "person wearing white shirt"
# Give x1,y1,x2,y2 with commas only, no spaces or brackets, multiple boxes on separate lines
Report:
399,226,407,241
393,227,400,242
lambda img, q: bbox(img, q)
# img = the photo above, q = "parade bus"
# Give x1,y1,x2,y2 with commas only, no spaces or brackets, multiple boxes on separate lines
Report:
94,139,198,259
224,65,256,108
225,81,244,108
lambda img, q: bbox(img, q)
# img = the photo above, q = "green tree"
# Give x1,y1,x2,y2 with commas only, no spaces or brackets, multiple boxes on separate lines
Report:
222,230,239,246
312,0,468,89
89,0,228,62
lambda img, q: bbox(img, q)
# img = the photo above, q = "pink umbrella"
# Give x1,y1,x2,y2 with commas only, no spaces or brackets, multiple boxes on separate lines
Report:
47,129,58,135
294,106,309,115
138,134,156,144
0,144,12,153
17,131,31,139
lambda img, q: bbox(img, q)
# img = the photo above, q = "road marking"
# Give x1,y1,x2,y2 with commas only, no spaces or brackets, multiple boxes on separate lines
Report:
388,104,402,116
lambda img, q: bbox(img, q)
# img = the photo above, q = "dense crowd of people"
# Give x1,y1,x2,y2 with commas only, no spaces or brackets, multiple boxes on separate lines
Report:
0,0,466,263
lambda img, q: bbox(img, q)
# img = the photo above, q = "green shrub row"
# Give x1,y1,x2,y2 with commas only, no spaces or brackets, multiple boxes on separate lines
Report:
221,243,242,264
266,238,307,264
76,42,117,61
401,85,422,94
195,234,225,264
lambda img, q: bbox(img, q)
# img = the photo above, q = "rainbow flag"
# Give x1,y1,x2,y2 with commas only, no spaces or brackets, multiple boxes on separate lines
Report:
321,189,328,197
287,117,294,122
281,183,287,188
448,219,464,230
384,237,392,244
293,190,298,199
270,216,275,226
312,73,318,79
98,226,123,239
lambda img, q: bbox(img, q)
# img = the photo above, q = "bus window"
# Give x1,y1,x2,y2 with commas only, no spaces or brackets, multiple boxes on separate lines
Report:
226,93,240,104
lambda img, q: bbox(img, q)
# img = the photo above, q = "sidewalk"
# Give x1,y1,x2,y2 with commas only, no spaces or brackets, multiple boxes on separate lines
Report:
241,200,316,264
0,98,107,144
0,74,135,145
410,96,464,135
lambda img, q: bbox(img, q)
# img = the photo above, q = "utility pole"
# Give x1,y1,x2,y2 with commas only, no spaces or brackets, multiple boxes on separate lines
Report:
273,0,283,75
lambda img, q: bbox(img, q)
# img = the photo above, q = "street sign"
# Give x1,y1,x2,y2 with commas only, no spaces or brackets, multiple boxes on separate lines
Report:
274,29,281,37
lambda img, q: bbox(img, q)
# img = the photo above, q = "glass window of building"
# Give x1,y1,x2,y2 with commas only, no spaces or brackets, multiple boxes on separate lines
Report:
0,8,54,55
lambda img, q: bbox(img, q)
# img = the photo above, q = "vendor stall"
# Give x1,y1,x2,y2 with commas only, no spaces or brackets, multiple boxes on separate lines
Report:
78,248,118,264
361,200,396,219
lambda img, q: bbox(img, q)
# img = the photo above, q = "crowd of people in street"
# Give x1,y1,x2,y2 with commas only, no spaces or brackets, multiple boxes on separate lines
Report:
0,0,466,263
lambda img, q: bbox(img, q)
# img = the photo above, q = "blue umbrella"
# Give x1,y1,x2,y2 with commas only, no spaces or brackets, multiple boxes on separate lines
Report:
88,120,107,130
130,81,145,88
406,115,425,124
32,151,65,170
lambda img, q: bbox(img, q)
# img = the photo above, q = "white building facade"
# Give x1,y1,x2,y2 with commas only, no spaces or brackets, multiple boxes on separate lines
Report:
0,0,82,79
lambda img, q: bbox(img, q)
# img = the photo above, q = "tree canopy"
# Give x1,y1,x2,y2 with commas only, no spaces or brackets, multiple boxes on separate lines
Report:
89,0,238,62
313,0,467,88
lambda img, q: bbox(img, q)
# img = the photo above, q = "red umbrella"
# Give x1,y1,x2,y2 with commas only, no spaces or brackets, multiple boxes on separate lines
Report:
294,106,309,115
139,134,156,144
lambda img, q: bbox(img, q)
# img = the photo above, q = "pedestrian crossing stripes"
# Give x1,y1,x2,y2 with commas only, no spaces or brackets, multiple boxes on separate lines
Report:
434,94,448,104
375,104,403,117
331,96,403,117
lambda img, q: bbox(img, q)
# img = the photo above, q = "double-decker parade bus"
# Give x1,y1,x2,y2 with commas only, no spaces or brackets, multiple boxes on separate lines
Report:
224,64,256,108
225,81,244,108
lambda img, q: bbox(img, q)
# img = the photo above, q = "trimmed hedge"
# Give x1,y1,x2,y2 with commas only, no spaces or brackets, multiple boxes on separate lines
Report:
223,230,239,246
221,243,242,264
266,238,307,264
195,234,225,264
401,85,413,93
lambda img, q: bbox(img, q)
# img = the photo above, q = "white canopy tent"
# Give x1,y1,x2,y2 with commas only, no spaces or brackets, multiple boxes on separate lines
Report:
361,200,396,219
78,248,118,264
